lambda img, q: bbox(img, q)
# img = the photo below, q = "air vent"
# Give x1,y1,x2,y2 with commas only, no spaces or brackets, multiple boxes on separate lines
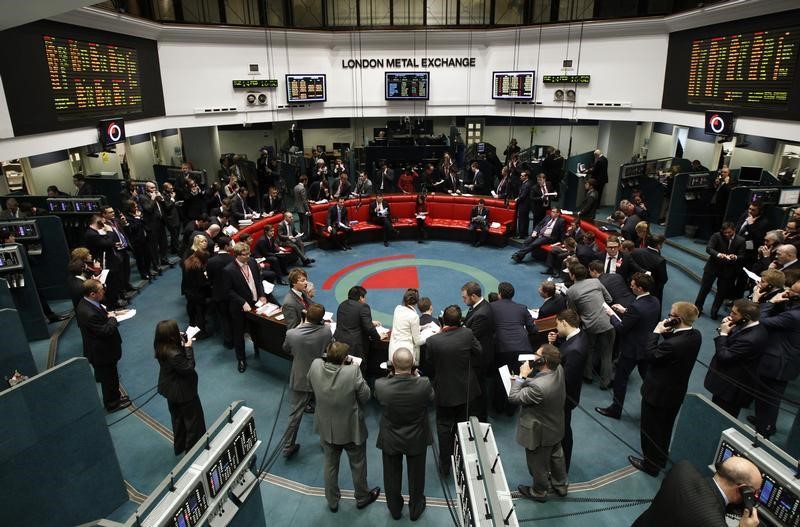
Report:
586,101,632,108
193,107,238,114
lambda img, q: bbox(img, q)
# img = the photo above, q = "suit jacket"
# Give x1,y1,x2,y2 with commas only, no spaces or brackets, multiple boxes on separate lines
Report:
140,193,164,231
631,247,668,300
632,460,726,527
735,212,770,250
222,258,265,309
531,183,552,213
621,214,642,243
230,193,253,224
444,172,461,193
598,273,635,308
253,236,281,259
84,227,118,268
370,201,391,223
354,178,373,196
566,278,613,333
157,345,198,403
419,313,437,327
425,327,482,407
374,374,434,456
332,179,352,199
642,329,702,408
578,188,599,219
69,275,86,308
282,289,311,329
533,215,566,242
470,170,488,195
327,205,350,228
285,322,332,392
516,179,532,206
307,358,371,445
704,232,746,276
558,331,589,409
757,302,800,381
490,298,536,354
469,205,489,226
262,194,285,215
293,183,310,214
464,299,495,371
610,294,661,360
207,253,235,302
588,156,608,185
508,366,566,450
333,299,380,359
704,323,768,406
537,294,567,320
277,220,301,243
75,298,122,366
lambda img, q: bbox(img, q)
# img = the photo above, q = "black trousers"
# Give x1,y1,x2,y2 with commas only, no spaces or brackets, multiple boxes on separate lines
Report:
375,217,394,241
116,249,131,288
93,363,121,408
754,376,788,433
694,265,736,315
147,224,168,268
640,399,681,471
610,355,648,413
166,224,182,255
436,401,475,470
712,394,742,418
468,223,488,245
214,300,232,347
416,217,427,240
331,227,352,249
383,450,427,520
563,406,575,472
131,242,151,279
516,204,531,237
186,294,207,331
229,305,250,361
167,396,206,455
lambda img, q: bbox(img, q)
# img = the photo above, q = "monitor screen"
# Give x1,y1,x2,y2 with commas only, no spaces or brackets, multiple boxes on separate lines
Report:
373,127,388,140
170,481,208,527
0,20,165,137
285,74,326,103
492,71,535,100
738,166,763,184
705,111,736,136
779,188,800,205
385,72,429,100
98,118,126,149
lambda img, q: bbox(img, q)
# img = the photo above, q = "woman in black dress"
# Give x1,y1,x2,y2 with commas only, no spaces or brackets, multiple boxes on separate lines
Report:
182,240,210,338
155,319,206,456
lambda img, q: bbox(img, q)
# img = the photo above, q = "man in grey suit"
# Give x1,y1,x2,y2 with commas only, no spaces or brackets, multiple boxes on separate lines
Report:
293,174,311,237
307,342,380,512
566,263,615,388
277,211,314,266
282,304,332,458
509,344,568,502
375,348,434,521
282,268,311,329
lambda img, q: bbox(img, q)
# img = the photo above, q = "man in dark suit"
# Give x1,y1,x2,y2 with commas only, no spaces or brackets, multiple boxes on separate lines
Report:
333,285,381,360
75,279,130,412
709,166,733,232
577,178,600,221
101,206,134,296
628,301,701,477
370,193,398,247
206,241,235,348
704,299,768,418
73,173,94,196
596,273,661,419
468,198,490,247
140,180,169,271
531,173,553,226
594,235,641,281
282,268,312,330
230,187,256,226
327,197,352,250
547,310,588,471
511,208,566,263
490,281,537,383
84,214,125,311
308,342,381,512
223,242,267,373
464,161,488,195
631,235,669,304
734,203,770,296
281,304,332,458
588,260,635,308
751,282,800,437
509,344,568,501
424,305,482,476
695,223,746,319
461,282,495,422
374,348,434,521
252,224,289,283
772,244,800,272
586,149,608,201
535,281,568,320
262,186,285,216
161,182,182,255
632,457,761,527
332,172,352,200
515,171,532,238
619,200,642,244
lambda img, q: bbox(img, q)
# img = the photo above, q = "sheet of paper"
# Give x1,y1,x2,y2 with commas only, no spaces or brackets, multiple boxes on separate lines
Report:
185,326,201,341
255,257,266,263
528,308,539,319
561,209,573,215
114,308,136,322
256,302,280,316
375,325,390,338
324,311,334,321
261,280,275,295
223,225,238,236
420,325,440,341
328,322,337,334
347,355,363,366
603,302,622,321
275,313,285,321
518,354,537,361
544,192,558,197
499,365,512,396
743,267,761,282
491,191,498,198
490,221,501,229
98,269,110,285
255,299,265,308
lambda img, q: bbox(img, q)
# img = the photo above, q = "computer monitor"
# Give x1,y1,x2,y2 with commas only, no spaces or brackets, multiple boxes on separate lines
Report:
779,188,800,206
373,127,388,140
332,142,350,152
738,166,763,184
387,120,406,134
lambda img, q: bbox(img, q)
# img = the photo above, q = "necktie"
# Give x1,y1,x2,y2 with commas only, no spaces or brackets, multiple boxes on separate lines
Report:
337,207,342,224
241,263,257,301
605,256,612,274
113,224,128,248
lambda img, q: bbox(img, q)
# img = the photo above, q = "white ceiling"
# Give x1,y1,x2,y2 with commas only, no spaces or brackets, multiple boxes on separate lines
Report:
0,0,100,31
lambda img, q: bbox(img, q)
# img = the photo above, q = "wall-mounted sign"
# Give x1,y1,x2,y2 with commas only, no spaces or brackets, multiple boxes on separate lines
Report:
542,75,591,84
232,79,278,88
342,57,476,69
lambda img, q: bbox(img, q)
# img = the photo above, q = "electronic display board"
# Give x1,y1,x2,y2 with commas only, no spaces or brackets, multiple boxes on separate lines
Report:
232,79,278,88
662,10,800,120
0,20,165,136
492,71,535,100
385,72,429,100
170,481,208,527
205,417,257,498
542,74,590,84
286,74,326,103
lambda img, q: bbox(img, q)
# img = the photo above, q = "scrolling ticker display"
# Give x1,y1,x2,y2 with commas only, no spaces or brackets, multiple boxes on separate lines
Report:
492,71,535,100
662,10,800,120
385,72,430,100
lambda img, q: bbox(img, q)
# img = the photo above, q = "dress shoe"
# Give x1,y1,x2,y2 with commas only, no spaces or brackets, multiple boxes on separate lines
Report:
356,487,381,509
304,403,315,414
160,259,170,265
47,313,72,323
628,455,659,477
283,444,300,458
410,503,426,521
595,406,621,419
329,504,338,513
746,416,776,437
106,399,132,413
417,239,423,244
308,258,315,263
237,360,247,373
583,377,593,384
518,484,548,503
548,485,568,498
746,414,758,426
390,510,402,520
125,285,137,292
384,241,389,247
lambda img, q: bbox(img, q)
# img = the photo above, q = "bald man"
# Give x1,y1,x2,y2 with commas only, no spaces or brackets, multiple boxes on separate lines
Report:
374,348,434,521
633,456,761,527
771,244,800,272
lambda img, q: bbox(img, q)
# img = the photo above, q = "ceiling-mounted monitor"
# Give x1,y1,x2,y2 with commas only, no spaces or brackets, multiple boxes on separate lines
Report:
385,72,429,100
492,71,535,100
286,74,326,103
738,166,763,184
704,110,735,136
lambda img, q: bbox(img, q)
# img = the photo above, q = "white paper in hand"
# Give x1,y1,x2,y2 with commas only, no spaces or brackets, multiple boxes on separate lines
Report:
185,326,202,341
518,354,537,361
603,302,622,321
261,280,275,295
499,365,513,396
114,309,137,322
347,355,363,366
743,267,761,282
324,311,334,321
98,269,110,285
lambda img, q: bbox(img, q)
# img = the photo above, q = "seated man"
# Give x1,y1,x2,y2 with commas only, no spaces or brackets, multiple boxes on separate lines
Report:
542,236,576,276
262,186,284,216
469,199,490,247
512,208,566,263
327,196,353,250
277,211,314,266
370,193,398,247
252,224,292,283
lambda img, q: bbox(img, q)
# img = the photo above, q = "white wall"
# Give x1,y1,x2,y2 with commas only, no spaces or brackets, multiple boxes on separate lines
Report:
28,159,73,195
683,139,717,170
156,132,183,166
647,130,675,160
126,137,157,180
181,126,221,174
729,148,778,172
598,121,638,205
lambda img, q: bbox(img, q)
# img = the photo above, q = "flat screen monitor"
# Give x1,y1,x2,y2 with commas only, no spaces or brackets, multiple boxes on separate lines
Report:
492,71,535,100
385,72,429,100
170,481,208,527
285,74,326,103
704,111,736,136
779,188,800,205
98,118,125,149
738,166,763,184
687,173,711,189
373,127,388,140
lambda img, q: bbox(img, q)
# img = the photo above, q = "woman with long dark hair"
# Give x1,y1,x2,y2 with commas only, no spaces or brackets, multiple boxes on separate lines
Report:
415,193,428,243
155,319,206,455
